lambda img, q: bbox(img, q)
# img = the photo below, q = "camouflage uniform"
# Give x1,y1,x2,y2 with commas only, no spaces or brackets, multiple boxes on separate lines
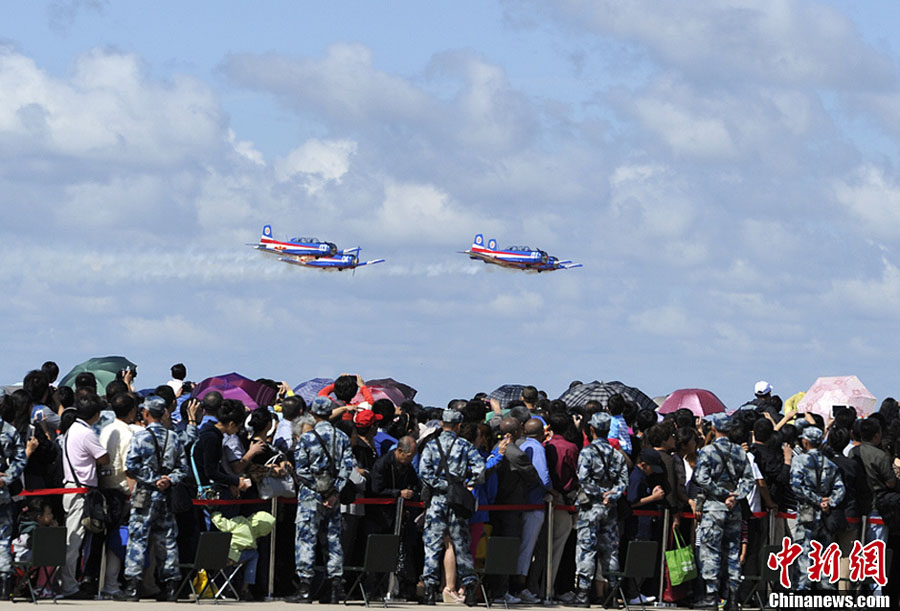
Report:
293,420,354,579
693,436,755,597
123,423,187,581
0,423,26,576
790,447,845,590
418,429,485,588
574,437,628,590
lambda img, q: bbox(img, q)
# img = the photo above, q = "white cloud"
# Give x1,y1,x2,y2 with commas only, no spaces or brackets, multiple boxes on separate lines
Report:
828,257,900,316
536,0,895,88
367,180,497,245
489,291,545,315
833,165,900,239
274,138,357,194
119,315,218,347
629,305,697,337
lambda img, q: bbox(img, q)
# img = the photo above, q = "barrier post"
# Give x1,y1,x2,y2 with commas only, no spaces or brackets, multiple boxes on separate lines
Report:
767,510,775,546
658,507,670,605
96,540,107,600
385,497,404,601
267,497,278,600
861,515,868,543
544,500,554,604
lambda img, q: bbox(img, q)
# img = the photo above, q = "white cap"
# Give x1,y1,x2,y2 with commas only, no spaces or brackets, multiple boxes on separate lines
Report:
754,380,772,396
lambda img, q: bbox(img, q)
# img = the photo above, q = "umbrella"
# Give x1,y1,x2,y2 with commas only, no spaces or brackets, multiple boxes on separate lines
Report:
796,376,877,419
365,378,417,402
658,389,727,418
195,383,269,411
192,373,277,410
489,384,526,410
784,392,805,414
353,385,407,407
558,380,657,412
59,356,138,395
293,378,334,404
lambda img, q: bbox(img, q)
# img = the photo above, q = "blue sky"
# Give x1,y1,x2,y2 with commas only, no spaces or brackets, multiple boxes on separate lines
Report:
4,1,900,409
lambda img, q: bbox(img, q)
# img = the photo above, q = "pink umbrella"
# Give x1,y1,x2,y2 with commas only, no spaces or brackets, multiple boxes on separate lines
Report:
658,389,727,418
796,375,877,419
352,385,406,407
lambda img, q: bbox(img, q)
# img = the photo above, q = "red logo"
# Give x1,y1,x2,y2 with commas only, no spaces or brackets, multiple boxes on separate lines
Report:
808,541,841,584
848,540,887,587
767,537,803,588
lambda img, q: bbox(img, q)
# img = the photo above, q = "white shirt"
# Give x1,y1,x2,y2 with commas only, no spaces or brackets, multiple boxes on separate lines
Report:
746,452,763,514
99,419,134,493
62,419,107,487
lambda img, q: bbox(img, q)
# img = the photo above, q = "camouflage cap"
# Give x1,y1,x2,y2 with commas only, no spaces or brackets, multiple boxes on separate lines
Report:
800,426,824,444
310,396,334,417
442,409,463,424
590,411,612,430
144,395,167,419
705,411,732,432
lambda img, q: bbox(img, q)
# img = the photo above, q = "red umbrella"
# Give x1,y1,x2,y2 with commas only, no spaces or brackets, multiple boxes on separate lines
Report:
658,389,726,418
365,378,417,402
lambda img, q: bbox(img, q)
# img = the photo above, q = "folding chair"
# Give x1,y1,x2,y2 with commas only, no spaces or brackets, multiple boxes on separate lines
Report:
174,531,233,604
477,536,520,609
12,526,67,604
343,534,400,607
741,545,780,610
601,540,658,611
211,558,245,602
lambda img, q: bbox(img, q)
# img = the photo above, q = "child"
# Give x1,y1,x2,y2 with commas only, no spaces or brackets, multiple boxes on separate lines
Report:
13,499,57,563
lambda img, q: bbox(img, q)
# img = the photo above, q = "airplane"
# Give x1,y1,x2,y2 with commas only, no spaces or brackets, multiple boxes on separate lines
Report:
251,225,384,271
251,225,340,258
276,249,385,271
462,234,582,272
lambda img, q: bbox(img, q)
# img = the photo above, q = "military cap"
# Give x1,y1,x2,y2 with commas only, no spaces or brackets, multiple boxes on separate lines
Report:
800,426,824,444
705,411,732,432
442,409,463,424
590,411,612,430
144,395,167,419
310,396,334,417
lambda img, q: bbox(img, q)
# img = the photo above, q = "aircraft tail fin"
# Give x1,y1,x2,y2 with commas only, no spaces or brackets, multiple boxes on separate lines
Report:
260,225,273,242
472,234,485,249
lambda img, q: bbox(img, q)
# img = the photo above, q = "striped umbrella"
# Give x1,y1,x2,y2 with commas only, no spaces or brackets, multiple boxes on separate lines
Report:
558,380,657,412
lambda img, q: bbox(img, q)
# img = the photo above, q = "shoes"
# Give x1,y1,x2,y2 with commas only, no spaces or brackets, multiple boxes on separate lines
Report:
422,585,437,606
493,591,522,604
444,586,465,603
115,579,140,602
696,593,718,609
286,580,312,604
627,594,656,605
723,591,739,611
572,588,590,608
464,585,477,607
518,589,540,604
556,591,576,604
328,577,345,604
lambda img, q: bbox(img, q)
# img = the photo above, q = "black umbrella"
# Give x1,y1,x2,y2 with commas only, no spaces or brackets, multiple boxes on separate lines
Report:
558,380,657,412
488,384,526,410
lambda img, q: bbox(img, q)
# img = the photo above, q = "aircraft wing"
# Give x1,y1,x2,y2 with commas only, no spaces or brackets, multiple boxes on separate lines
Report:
356,258,385,267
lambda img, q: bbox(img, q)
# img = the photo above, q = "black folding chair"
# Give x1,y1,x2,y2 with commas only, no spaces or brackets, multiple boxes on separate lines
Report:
477,536,520,609
741,544,780,609
343,534,400,607
602,540,658,611
174,531,233,604
12,526,67,604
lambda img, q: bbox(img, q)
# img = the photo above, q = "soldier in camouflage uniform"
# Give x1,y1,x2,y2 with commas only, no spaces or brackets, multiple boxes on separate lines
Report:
418,409,485,606
288,397,355,604
120,396,188,601
573,412,628,608
693,412,755,610
0,418,26,598
790,426,845,591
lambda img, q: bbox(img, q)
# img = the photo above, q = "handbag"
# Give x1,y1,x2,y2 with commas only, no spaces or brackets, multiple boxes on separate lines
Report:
190,443,220,501
664,529,697,586
63,430,109,534
310,429,356,505
258,455,296,499
434,437,476,519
